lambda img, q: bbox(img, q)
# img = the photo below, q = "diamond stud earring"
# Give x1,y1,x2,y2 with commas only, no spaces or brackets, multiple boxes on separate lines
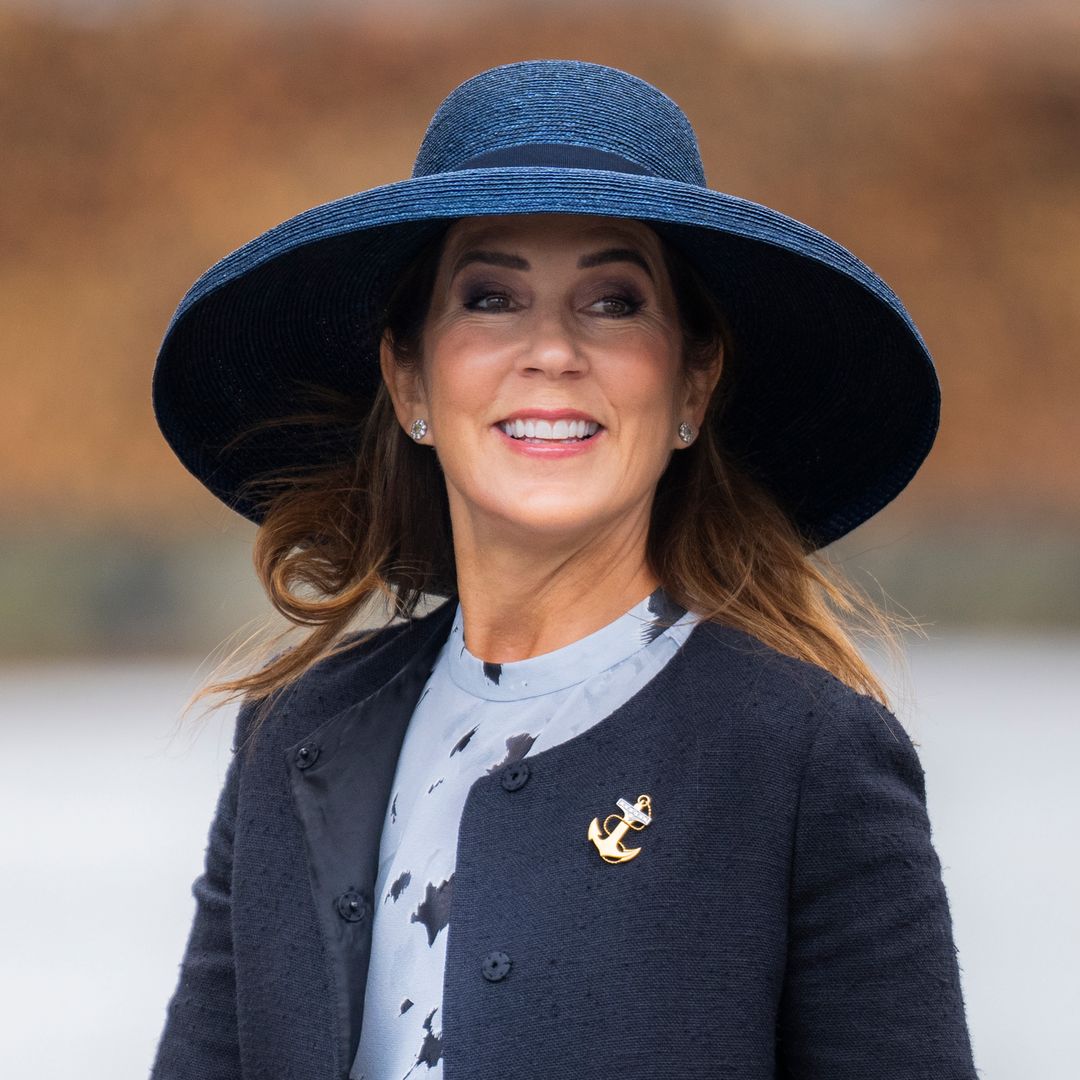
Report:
409,418,428,441
677,421,694,444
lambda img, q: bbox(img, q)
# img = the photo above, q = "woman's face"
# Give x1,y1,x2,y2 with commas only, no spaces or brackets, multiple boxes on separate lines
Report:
380,212,719,549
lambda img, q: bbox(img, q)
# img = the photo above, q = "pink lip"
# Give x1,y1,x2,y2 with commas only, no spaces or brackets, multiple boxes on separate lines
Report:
493,423,605,458
496,407,601,424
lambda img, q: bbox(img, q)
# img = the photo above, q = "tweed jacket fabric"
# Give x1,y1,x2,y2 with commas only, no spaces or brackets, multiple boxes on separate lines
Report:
150,596,978,1080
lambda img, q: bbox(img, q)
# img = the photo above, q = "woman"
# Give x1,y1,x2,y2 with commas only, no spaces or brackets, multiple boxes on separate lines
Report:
150,60,978,1079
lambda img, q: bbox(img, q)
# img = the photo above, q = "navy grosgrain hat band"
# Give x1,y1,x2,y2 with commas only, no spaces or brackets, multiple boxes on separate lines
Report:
448,144,653,176
151,59,940,550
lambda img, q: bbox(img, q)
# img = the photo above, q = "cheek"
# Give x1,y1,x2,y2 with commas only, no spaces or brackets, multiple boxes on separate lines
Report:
425,332,503,415
598,336,683,421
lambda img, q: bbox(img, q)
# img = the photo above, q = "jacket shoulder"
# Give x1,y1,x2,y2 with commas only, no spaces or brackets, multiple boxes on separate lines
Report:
687,618,907,758
234,597,454,757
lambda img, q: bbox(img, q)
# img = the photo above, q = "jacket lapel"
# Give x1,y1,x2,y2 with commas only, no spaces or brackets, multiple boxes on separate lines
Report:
285,598,457,1076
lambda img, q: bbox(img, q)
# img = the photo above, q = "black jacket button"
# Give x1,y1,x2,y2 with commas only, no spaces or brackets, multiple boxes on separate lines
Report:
500,761,530,791
336,890,370,923
295,743,320,769
481,950,512,981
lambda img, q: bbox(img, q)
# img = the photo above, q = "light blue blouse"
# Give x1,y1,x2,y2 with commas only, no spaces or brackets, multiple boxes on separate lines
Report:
349,587,699,1080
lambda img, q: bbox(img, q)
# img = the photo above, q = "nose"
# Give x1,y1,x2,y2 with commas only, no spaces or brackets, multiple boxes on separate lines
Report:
519,307,588,378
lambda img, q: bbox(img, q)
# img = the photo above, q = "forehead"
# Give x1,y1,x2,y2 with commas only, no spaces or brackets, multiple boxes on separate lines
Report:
442,213,661,253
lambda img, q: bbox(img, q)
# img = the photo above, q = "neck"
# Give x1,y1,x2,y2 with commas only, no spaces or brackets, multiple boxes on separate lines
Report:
449,501,660,663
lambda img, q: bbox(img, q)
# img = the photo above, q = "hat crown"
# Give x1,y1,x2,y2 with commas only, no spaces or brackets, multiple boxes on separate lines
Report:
412,60,707,186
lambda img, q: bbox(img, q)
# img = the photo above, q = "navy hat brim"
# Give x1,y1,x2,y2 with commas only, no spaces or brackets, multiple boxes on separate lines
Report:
152,166,939,549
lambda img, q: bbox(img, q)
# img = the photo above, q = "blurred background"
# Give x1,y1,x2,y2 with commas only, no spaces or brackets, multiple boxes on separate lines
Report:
0,0,1076,1077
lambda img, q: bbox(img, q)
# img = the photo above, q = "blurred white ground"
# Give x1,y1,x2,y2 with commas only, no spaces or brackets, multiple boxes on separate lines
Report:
0,631,1076,1079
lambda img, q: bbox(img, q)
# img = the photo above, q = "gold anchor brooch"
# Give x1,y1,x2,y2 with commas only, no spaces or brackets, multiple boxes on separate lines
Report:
587,794,653,864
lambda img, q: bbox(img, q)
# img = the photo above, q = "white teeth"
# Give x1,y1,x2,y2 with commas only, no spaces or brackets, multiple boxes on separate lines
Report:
498,418,601,441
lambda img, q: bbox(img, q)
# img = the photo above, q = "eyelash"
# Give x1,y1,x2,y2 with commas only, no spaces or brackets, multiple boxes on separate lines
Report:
462,289,644,318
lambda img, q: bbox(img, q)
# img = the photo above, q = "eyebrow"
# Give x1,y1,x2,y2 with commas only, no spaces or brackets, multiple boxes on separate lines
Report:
451,246,654,280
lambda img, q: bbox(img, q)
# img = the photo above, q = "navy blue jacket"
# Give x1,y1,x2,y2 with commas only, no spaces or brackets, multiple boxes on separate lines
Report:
150,596,978,1079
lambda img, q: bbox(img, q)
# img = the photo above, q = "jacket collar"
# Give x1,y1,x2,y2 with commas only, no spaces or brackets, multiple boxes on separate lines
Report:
284,597,457,1077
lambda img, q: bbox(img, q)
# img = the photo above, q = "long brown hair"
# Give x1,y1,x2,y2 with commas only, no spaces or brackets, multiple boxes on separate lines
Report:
184,221,922,746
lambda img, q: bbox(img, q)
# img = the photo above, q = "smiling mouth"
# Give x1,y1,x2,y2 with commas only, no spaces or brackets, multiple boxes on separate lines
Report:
496,418,602,442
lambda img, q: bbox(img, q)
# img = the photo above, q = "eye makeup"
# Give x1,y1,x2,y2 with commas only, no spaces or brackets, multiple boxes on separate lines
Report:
454,269,651,317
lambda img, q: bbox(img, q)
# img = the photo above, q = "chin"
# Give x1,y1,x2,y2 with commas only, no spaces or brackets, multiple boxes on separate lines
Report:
486,497,611,537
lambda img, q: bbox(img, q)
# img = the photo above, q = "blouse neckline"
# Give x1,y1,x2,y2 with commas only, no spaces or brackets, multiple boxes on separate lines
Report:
444,586,692,701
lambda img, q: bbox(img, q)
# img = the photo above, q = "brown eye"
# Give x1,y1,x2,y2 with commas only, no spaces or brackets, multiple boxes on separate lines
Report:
464,290,514,311
590,294,643,318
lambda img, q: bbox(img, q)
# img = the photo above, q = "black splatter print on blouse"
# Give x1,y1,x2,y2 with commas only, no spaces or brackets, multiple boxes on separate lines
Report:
387,870,411,903
487,731,536,773
403,1008,442,1076
641,587,689,645
450,725,478,755
349,590,698,1080
411,875,453,947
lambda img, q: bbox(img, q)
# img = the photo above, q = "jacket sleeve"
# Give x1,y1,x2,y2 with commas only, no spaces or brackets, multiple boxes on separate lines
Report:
776,692,979,1079
149,700,254,1079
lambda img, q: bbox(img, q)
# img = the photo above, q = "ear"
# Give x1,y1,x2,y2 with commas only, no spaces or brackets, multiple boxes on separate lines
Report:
379,330,432,443
675,348,723,445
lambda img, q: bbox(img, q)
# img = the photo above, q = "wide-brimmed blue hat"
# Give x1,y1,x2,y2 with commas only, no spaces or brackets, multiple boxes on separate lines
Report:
152,58,939,550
